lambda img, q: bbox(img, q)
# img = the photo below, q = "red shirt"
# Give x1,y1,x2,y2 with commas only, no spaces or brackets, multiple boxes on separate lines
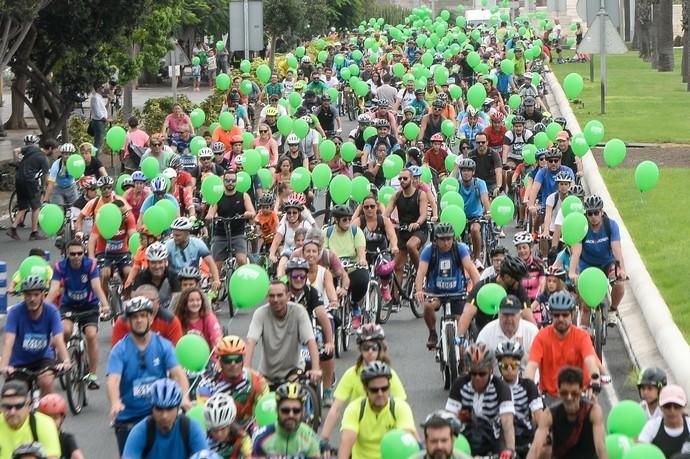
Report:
176,170,193,188
92,212,136,254
111,307,183,347
424,148,449,174
484,125,507,149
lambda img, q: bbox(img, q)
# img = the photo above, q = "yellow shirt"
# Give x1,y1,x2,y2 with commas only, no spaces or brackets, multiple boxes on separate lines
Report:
0,412,61,459
322,226,366,259
334,365,407,402
341,396,416,459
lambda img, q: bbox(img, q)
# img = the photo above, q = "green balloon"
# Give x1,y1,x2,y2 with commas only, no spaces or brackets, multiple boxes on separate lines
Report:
129,232,141,256
382,154,404,179
320,140,336,161
290,167,311,193
230,264,270,309
243,131,255,150
380,429,420,459
201,174,224,205
256,64,271,84
562,212,588,246
393,62,406,77
634,160,659,192
490,195,515,226
257,168,273,189
190,135,207,156
243,149,261,175
403,122,420,141
578,267,609,308
340,68,351,80
354,81,369,97
420,165,433,184
277,115,293,136
466,83,487,110
534,132,550,149
209,122,220,134
187,403,206,430
96,203,123,240
378,186,395,205
440,204,466,237
439,176,460,195
156,197,177,227
192,56,200,66
563,72,584,99
363,126,377,141
114,173,130,196
240,59,251,73
603,138,626,167
329,175,352,204
317,50,329,63
605,433,632,459
349,63,360,76
255,392,278,427
561,195,584,217
476,282,507,315
441,119,455,137
571,133,590,157
454,433,471,455
500,59,515,75
333,54,345,66
216,73,230,91
295,46,305,58
38,204,64,236
288,91,302,109
546,122,562,142
293,119,309,139
449,84,463,100
467,51,480,68
236,171,252,193
584,120,605,146
522,144,537,165
311,163,332,190
440,191,464,210
607,400,648,438
66,154,85,178
18,256,49,283
219,111,234,131
190,108,205,129
142,206,167,235
106,126,126,151
175,334,210,372
340,142,357,162
444,153,458,173
350,176,370,203
621,443,665,459
240,79,253,95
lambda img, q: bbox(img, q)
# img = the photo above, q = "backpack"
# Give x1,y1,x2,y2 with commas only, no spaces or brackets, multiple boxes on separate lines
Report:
29,412,38,442
326,224,357,239
429,241,463,270
142,414,192,458
601,213,612,239
358,397,396,422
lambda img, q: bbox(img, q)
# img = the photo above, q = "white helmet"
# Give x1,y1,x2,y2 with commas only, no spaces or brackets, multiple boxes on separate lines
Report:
170,217,192,231
198,147,213,159
145,242,168,261
162,167,177,179
286,134,300,145
203,392,237,429
513,231,533,246
59,143,76,153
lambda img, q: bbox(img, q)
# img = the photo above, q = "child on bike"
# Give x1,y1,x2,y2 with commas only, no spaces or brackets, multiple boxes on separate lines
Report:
203,392,252,459
530,265,568,327
38,394,85,459
254,193,279,253
637,367,667,420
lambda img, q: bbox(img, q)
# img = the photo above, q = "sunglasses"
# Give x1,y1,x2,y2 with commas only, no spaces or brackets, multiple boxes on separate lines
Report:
290,272,307,280
361,342,380,352
586,210,600,217
559,389,581,399
259,129,268,133
538,157,547,161
279,406,302,415
224,178,236,183
363,204,377,209
499,362,520,370
69,251,84,257
470,371,490,378
220,355,243,364
152,143,162,147
548,159,560,164
1,401,28,411
367,385,390,393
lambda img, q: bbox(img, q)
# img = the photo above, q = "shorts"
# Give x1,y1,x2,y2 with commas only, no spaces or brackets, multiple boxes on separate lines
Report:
397,228,428,250
51,186,79,207
429,296,465,315
96,253,132,272
212,235,247,259
60,303,100,329
578,261,619,280
8,358,58,385
15,180,41,211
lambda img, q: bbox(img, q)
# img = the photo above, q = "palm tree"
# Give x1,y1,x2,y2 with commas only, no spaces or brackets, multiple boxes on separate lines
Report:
682,0,690,87
635,0,652,61
653,0,674,71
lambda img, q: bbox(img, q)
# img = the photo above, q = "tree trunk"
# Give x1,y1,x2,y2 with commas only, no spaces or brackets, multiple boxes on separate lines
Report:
4,73,28,129
650,0,660,68
268,35,277,71
656,0,674,71
122,44,137,121
683,0,690,85
637,0,653,60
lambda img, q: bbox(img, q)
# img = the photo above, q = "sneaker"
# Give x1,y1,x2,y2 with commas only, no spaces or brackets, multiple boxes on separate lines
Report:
323,388,334,407
474,259,484,270
607,310,618,327
86,373,100,390
381,286,392,303
352,315,362,330
426,331,438,350
6,228,19,240
29,231,46,240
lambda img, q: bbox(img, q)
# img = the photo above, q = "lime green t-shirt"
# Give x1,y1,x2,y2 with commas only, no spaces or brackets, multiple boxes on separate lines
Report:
322,225,366,259
341,396,416,459
334,365,407,402
0,412,61,459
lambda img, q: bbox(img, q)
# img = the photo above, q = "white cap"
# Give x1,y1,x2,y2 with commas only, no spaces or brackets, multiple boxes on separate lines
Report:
163,167,177,179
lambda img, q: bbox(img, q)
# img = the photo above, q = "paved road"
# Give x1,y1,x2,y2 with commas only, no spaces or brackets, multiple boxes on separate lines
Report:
0,108,637,457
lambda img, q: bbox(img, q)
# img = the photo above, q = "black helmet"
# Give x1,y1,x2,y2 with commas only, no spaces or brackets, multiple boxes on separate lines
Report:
583,194,604,212
544,148,562,159
569,184,585,198
495,341,524,360
555,116,567,128
434,222,455,239
286,257,309,272
331,204,353,219
532,122,545,134
421,410,461,436
523,96,536,107
637,367,668,391
360,360,392,384
500,255,528,280
258,193,275,207
12,443,47,459
491,245,507,257
512,115,525,125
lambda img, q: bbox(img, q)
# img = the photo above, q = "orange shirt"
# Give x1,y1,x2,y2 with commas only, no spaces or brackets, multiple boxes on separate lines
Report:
212,125,243,152
255,211,279,243
528,325,596,396
80,195,130,219
133,247,148,270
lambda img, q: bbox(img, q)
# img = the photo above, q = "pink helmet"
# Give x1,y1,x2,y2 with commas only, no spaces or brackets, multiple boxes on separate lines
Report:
375,258,395,278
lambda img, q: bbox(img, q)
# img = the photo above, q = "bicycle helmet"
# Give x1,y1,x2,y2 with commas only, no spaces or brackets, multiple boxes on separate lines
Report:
80,176,98,190
512,115,525,125
286,257,309,273
466,106,478,117
482,97,494,107
544,148,562,160
374,118,390,129
301,56,312,64
38,394,67,417
554,171,573,183
637,367,668,391
216,335,246,356
189,451,222,459
150,378,182,409
357,114,371,124
59,143,76,154
432,100,444,109
403,106,415,115
356,323,385,344
495,341,524,360
258,193,275,207
121,177,134,189
178,266,202,280
569,184,585,198
286,134,300,145
162,167,177,180
532,122,545,133
283,199,304,212
331,204,353,218
150,176,167,193
275,382,308,404
415,88,425,95
491,245,507,257
24,134,40,145
132,171,146,182
457,158,476,170
124,296,154,317
265,106,279,117
433,52,444,63
11,443,47,459
229,92,241,102
555,116,567,129
546,265,567,280
583,194,604,211
523,96,536,107
500,255,528,280
464,342,495,371
204,392,237,429
198,147,213,159
490,111,505,123
360,360,392,384
168,155,182,169
408,165,422,177
145,242,168,261
300,115,314,125
548,290,576,311
513,231,533,246
210,142,225,155
437,93,449,102
421,410,461,436
293,81,305,90
170,217,193,231
430,133,444,143
21,275,46,292
97,176,115,188
434,222,455,239
230,135,243,145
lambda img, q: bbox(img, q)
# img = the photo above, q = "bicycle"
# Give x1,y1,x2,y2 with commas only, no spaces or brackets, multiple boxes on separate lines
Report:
366,249,395,325
478,217,497,268
60,310,94,415
6,366,61,410
107,269,123,325
426,293,467,390
390,259,423,318
275,368,322,432
212,215,250,318
54,205,74,257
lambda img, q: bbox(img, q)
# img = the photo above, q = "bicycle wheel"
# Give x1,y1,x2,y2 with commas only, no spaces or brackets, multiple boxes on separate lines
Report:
302,382,322,431
341,298,352,352
333,312,342,359
444,322,458,390
65,345,85,414
109,284,122,324
363,282,379,326
405,266,423,318
376,285,393,325
593,305,605,361
217,266,229,302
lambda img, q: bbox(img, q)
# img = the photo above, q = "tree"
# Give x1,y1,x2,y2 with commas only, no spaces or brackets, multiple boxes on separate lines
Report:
682,0,690,87
264,0,305,69
654,0,674,71
634,0,653,61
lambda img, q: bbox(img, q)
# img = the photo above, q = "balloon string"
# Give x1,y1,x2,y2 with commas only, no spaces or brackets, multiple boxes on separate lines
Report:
185,343,219,399
639,192,645,206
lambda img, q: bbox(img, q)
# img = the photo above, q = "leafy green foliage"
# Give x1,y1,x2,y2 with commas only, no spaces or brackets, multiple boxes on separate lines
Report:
141,94,194,135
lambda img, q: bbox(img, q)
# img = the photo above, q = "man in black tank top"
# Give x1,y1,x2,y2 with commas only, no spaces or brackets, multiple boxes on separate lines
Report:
527,367,607,459
206,169,256,274
419,100,446,146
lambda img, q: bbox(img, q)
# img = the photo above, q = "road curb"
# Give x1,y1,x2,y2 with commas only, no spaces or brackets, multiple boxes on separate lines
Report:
545,71,690,392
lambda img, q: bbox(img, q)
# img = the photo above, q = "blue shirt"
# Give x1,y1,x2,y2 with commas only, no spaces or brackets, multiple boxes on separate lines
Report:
458,119,487,148
4,302,63,367
420,242,471,293
579,217,621,270
140,194,180,215
49,159,76,189
165,237,210,272
496,71,513,94
534,166,574,208
52,257,100,307
123,415,208,459
106,334,179,422
460,177,488,218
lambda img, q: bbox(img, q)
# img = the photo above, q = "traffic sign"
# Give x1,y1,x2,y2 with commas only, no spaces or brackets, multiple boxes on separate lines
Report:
577,14,627,55
577,0,620,28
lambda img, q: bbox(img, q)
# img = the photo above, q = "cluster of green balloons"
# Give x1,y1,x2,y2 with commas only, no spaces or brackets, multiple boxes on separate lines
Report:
605,400,663,459
175,334,211,372
142,198,177,235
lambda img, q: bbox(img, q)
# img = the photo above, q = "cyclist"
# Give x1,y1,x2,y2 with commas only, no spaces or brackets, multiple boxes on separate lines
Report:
480,245,507,281
123,379,207,458
123,225,158,289
0,380,61,459
203,392,251,458
37,394,84,459
206,169,256,273
524,291,606,402
132,243,181,310
338,361,417,459
393,79,417,113
527,367,608,459
502,115,533,177
418,100,446,146
527,149,574,236
541,171,573,252
245,281,321,385
1,276,70,396
251,382,321,458
349,114,372,167
164,167,196,218
166,217,220,291
322,205,369,329
46,239,110,389
75,176,128,237
423,133,450,176
44,143,79,208
638,367,667,420
513,232,545,303
519,96,544,126
446,343,516,458
554,130,583,178
315,94,341,137
460,131,503,197
269,199,312,265
412,411,471,459
456,158,491,268
106,297,190,454
123,172,150,222
568,194,626,321
415,222,480,349
197,336,269,433
178,266,202,291
138,176,180,224
457,106,485,149
370,100,398,135
495,341,543,457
